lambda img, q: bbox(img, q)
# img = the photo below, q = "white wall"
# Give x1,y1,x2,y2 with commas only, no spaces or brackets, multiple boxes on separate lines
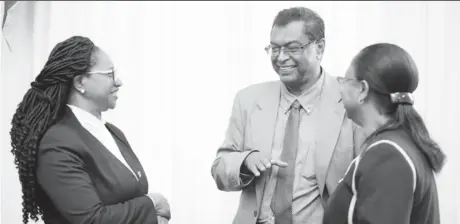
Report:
1,1,459,224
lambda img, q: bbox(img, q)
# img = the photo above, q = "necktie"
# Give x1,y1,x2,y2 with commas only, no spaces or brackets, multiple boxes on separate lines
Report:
271,100,302,224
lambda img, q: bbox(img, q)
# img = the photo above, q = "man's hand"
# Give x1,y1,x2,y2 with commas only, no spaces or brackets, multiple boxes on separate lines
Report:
157,216,169,224
243,151,288,177
147,193,171,220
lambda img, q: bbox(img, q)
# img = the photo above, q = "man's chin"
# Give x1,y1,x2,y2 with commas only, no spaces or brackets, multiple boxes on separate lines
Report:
278,72,298,83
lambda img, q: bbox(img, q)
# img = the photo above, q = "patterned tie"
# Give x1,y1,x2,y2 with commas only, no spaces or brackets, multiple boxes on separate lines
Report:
271,100,302,224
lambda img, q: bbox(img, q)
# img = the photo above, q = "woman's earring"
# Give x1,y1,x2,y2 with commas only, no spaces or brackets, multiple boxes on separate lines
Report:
80,89,85,94
358,99,363,104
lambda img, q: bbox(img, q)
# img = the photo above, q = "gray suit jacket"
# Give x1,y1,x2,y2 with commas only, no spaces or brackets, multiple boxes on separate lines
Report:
211,73,366,224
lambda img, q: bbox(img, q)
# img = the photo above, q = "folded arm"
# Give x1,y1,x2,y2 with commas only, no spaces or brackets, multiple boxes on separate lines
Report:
37,145,158,224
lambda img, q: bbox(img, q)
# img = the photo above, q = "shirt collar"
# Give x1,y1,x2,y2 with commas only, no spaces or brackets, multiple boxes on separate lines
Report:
280,67,325,112
67,104,107,129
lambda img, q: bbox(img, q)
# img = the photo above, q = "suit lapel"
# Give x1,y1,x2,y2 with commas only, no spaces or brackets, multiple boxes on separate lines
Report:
105,123,131,149
62,108,141,182
62,108,113,158
105,123,147,185
249,82,282,207
315,75,345,197
250,83,281,157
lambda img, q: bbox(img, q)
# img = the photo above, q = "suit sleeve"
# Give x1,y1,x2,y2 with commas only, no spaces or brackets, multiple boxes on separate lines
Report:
354,143,414,224
211,90,257,192
37,145,158,224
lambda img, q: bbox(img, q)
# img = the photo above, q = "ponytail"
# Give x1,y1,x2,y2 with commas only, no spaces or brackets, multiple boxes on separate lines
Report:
363,103,446,173
394,104,446,173
362,91,446,173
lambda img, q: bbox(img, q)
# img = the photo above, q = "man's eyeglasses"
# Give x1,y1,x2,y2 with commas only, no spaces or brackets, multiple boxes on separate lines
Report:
265,40,317,57
88,68,115,81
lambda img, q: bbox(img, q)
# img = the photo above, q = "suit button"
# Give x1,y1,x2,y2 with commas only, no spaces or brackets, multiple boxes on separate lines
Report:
232,179,238,185
253,210,258,217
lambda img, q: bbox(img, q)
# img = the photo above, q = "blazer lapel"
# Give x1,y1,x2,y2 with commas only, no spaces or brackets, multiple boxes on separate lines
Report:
249,82,282,207
61,108,113,157
62,108,140,182
105,123,147,185
105,123,131,149
250,83,281,157
315,75,345,197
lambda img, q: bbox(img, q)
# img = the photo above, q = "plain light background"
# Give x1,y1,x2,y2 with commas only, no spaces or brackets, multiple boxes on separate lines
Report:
1,1,459,224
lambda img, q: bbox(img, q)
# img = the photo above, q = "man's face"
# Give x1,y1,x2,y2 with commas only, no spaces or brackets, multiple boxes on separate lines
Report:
269,21,322,86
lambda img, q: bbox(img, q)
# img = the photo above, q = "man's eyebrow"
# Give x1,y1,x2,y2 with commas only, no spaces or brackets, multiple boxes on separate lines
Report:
269,40,302,46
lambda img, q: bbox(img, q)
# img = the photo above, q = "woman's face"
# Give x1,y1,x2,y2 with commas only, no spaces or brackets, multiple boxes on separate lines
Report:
338,64,367,126
83,50,123,112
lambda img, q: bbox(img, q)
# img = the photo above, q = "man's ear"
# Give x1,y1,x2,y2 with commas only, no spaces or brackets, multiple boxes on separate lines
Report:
316,38,325,55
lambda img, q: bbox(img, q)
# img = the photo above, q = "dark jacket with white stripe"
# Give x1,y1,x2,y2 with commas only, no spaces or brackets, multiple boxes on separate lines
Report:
323,128,440,224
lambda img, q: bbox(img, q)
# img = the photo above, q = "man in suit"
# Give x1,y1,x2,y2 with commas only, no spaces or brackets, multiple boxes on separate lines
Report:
211,7,365,224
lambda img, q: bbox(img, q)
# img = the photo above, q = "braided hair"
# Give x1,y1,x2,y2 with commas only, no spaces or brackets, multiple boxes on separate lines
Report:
10,36,97,224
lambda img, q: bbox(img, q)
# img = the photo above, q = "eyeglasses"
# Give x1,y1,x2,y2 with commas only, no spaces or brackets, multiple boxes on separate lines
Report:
337,76,359,84
265,40,317,57
88,68,115,81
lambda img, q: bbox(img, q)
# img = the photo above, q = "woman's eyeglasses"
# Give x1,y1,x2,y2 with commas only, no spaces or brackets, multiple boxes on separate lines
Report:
88,68,115,81
337,76,359,84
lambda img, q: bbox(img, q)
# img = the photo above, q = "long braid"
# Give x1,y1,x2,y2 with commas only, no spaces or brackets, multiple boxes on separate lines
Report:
10,36,96,224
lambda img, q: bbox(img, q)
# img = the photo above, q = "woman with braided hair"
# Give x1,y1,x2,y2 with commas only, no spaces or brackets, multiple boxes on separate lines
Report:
10,36,170,224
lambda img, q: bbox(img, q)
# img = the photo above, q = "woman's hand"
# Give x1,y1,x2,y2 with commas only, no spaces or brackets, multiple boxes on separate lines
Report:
157,215,169,224
147,193,171,220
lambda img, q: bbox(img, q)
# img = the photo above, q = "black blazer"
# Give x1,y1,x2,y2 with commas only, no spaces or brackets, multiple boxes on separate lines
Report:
36,107,158,224
323,128,440,224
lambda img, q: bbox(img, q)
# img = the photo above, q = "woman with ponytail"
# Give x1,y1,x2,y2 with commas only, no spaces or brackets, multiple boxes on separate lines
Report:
10,36,170,224
323,43,445,224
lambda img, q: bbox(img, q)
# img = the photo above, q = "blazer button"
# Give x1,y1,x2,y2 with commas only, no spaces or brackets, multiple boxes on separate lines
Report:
253,210,258,217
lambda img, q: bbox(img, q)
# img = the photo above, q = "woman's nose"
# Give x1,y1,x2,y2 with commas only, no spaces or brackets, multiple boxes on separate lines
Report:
114,78,123,87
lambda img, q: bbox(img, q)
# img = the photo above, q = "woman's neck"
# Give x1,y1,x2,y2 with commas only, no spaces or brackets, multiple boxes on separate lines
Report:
362,113,391,136
67,98,102,119
360,105,391,136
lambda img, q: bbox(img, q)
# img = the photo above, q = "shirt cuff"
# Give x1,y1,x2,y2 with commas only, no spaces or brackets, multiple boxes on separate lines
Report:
239,172,255,187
